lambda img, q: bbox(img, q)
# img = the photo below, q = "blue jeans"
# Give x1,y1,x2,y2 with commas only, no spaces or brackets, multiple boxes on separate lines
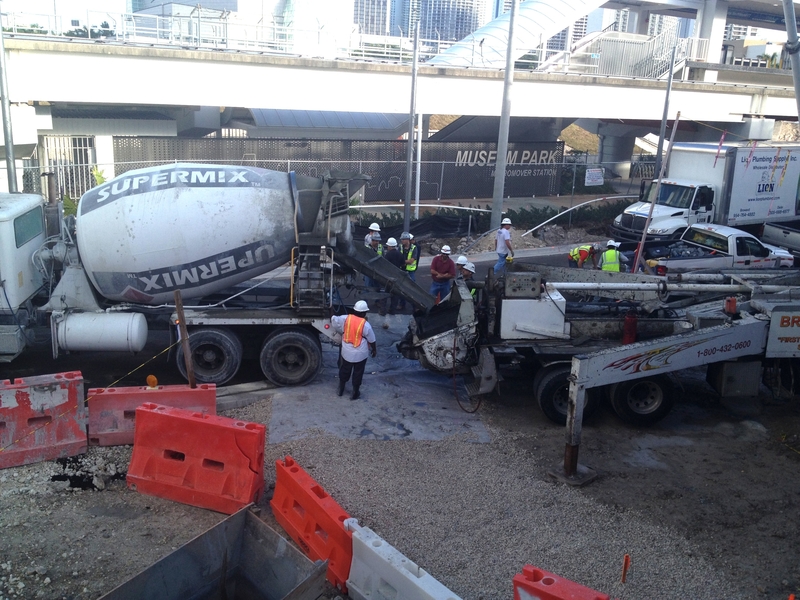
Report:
429,280,451,302
493,253,508,275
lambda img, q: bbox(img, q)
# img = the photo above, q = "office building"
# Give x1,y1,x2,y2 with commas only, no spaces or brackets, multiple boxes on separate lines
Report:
355,0,391,35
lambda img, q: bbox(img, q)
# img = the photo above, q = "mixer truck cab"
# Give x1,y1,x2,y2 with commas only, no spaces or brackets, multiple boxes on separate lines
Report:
0,194,50,360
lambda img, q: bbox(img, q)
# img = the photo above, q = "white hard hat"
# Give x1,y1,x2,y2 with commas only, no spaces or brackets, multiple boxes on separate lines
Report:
464,262,476,273
409,233,414,240
501,218,512,225
441,245,451,255
400,232,412,240
354,300,369,312
369,223,381,232
593,243,602,252
456,255,468,266
607,239,617,247
387,237,398,247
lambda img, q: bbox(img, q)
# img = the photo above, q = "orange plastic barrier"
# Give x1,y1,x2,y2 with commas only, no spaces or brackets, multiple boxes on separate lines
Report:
270,455,353,592
0,372,86,470
126,403,265,514
513,565,610,600
87,383,216,446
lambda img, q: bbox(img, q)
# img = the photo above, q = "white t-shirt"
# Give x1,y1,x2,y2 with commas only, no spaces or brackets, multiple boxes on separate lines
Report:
332,315,376,362
496,228,511,254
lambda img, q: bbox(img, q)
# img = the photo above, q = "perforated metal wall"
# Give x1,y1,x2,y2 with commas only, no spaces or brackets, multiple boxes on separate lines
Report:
113,137,564,202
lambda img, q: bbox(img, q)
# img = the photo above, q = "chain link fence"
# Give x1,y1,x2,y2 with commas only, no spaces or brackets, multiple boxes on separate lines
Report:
19,135,655,203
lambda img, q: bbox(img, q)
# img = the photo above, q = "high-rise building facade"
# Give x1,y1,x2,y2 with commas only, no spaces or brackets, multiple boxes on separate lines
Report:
546,15,588,52
392,0,488,41
725,23,758,40
355,0,391,35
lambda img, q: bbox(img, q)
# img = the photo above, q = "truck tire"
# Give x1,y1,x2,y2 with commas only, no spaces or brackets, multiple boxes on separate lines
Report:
670,228,686,240
176,327,243,386
535,366,600,425
260,328,322,386
609,375,674,426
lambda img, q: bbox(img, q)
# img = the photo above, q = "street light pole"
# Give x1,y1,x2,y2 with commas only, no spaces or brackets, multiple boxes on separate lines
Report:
0,5,17,192
403,20,419,232
490,0,517,229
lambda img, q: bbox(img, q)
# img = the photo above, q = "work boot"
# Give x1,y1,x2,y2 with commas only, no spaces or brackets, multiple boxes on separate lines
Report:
351,388,360,400
337,381,345,397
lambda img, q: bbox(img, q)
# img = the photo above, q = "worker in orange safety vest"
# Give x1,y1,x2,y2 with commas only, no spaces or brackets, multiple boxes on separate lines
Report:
331,300,377,400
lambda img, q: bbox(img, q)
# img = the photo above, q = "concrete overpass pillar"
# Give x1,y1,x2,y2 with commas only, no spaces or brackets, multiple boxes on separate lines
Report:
629,9,651,35
598,133,637,179
696,0,729,80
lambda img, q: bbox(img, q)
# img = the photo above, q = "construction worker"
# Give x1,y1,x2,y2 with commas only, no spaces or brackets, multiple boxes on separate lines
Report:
462,261,478,296
364,222,381,247
599,239,630,272
430,245,456,303
568,243,599,269
364,234,383,289
397,232,419,312
399,232,420,281
494,218,515,275
331,300,376,400
455,255,468,280
383,237,405,314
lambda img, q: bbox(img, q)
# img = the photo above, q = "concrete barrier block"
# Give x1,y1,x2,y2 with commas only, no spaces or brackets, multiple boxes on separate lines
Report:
345,519,461,600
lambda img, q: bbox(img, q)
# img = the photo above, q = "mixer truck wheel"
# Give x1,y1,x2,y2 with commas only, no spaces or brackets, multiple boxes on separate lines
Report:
176,327,243,385
609,375,674,426
260,328,322,386
535,366,600,425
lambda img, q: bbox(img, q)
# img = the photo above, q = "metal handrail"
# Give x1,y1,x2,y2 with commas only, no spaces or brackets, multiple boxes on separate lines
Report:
0,8,710,77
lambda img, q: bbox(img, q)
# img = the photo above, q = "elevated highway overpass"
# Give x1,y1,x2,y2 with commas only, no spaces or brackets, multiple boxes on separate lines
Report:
1,32,798,192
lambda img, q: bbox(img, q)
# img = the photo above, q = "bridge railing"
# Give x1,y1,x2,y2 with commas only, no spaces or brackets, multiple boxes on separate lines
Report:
0,9,678,73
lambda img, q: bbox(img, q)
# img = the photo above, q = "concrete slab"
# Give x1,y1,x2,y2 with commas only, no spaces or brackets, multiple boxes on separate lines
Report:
268,313,490,444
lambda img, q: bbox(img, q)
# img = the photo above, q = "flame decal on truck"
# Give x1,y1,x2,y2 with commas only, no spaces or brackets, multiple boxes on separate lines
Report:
602,337,711,374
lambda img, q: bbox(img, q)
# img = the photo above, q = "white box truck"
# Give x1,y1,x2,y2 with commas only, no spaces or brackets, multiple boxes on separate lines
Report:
611,142,800,241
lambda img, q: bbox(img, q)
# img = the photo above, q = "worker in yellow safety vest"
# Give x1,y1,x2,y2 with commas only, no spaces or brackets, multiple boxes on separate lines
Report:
331,300,377,400
462,261,479,297
397,232,420,312
568,243,599,268
364,234,383,289
598,239,630,272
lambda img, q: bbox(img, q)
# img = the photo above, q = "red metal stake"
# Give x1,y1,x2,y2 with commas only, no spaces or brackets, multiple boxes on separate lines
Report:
621,554,631,583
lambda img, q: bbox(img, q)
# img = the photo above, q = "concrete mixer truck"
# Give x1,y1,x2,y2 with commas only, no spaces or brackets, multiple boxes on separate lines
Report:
0,163,433,385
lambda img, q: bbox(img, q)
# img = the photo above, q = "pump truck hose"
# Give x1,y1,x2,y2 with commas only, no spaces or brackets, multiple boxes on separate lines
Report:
452,327,483,414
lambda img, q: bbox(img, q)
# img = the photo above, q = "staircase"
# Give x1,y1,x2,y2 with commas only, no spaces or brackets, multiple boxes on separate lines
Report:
465,347,499,398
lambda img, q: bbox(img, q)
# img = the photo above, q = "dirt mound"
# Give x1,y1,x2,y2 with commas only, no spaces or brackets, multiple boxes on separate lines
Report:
423,224,607,256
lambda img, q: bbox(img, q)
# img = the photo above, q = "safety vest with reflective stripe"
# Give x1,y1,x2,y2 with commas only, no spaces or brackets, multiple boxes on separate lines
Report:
601,249,621,272
404,244,418,271
569,245,593,262
342,315,366,347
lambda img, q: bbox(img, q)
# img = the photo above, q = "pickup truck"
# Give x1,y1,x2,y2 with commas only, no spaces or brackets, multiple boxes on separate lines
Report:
621,224,780,274
761,221,800,265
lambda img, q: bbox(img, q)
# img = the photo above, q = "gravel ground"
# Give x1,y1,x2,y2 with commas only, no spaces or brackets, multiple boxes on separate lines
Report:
2,261,799,600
